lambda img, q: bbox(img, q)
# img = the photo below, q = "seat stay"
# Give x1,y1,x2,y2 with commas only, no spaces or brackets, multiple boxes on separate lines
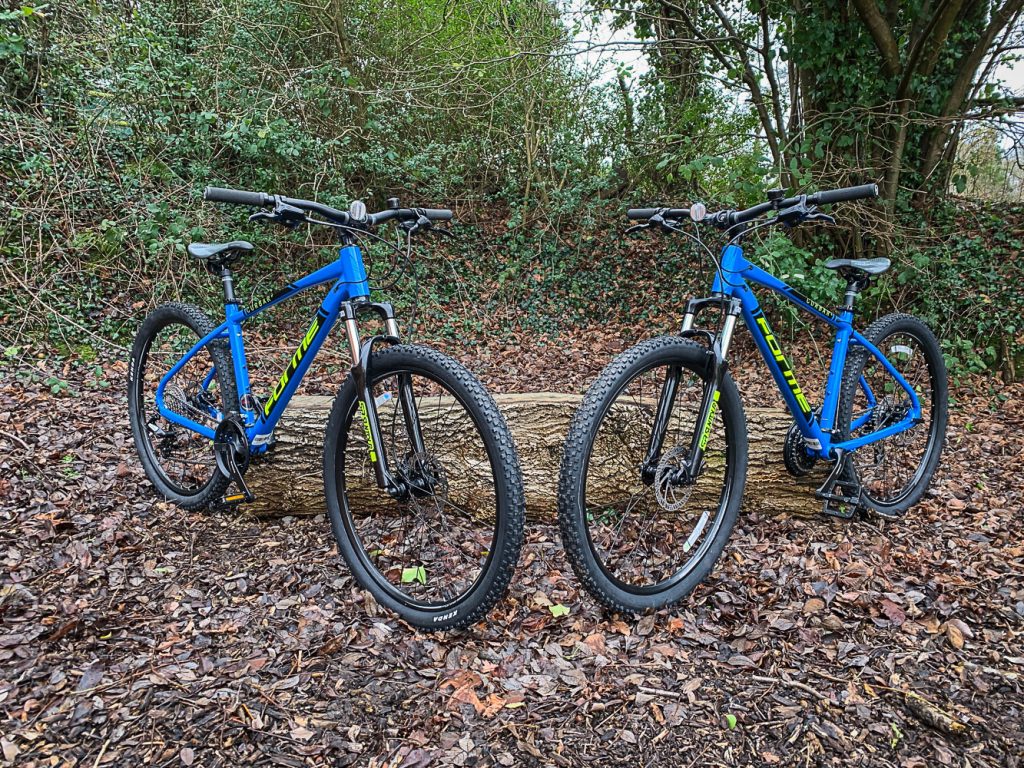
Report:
155,322,231,440
830,330,923,452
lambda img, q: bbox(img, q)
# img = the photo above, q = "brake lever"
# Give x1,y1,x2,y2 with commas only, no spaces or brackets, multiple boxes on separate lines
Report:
625,222,652,236
804,211,836,226
248,202,306,230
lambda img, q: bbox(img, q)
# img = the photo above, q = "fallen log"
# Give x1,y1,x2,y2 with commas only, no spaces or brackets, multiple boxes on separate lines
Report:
245,394,822,518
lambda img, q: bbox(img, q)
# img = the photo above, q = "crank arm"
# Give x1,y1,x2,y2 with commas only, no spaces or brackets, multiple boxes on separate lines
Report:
220,443,254,503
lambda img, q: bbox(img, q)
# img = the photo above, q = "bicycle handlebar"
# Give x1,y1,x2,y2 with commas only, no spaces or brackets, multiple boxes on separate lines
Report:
809,183,879,206
627,207,689,220
202,186,453,228
628,183,879,229
204,187,275,207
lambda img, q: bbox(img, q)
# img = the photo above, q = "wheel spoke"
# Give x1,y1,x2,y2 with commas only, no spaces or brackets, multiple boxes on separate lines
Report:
577,351,733,593
334,358,509,611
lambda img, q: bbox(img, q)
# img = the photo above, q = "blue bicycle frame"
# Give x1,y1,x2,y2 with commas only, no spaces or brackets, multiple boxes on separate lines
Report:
698,243,921,461
153,243,375,453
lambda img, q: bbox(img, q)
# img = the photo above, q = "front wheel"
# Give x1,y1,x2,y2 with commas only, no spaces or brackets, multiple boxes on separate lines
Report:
557,336,747,615
323,344,525,630
837,313,948,518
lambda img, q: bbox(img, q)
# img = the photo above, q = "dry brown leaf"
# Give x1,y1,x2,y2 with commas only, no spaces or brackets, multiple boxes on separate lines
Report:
944,621,965,649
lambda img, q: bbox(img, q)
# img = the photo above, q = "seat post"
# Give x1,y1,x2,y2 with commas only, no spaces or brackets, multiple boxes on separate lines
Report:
841,274,869,312
220,266,238,305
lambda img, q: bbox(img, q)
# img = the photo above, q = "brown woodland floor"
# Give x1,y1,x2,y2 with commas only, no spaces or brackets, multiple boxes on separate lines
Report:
1,334,1022,767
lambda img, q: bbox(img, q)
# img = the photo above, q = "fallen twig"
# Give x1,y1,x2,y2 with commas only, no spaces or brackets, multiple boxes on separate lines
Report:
751,674,832,703
903,691,969,736
636,685,685,700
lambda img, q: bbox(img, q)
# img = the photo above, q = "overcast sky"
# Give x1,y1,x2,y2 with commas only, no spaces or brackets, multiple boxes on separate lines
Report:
568,7,1024,96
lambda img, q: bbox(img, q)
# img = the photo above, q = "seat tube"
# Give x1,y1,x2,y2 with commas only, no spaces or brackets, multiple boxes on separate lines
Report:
820,309,854,434
225,302,252,416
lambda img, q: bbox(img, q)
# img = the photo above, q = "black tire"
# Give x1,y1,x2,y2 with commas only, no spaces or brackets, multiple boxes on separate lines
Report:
557,336,747,614
323,344,525,630
128,302,237,509
837,312,948,518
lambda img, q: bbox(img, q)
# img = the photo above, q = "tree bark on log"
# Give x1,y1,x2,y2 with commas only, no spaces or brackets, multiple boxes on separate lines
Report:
244,394,822,518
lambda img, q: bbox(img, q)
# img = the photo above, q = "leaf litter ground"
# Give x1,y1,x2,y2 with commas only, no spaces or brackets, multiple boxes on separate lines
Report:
1,337,1022,768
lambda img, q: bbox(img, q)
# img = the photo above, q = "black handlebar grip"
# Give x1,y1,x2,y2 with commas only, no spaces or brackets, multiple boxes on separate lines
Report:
203,186,272,206
421,208,453,221
811,184,879,205
627,208,660,220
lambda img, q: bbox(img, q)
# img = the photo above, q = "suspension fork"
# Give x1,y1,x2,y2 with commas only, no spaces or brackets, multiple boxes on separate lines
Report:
387,318,428,457
343,301,420,498
643,298,740,484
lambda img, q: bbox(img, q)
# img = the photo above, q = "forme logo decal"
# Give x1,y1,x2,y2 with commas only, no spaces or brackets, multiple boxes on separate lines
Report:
264,312,324,417
754,312,812,417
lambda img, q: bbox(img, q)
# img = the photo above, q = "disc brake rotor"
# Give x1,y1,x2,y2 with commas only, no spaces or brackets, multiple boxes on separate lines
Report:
402,451,449,505
653,446,694,512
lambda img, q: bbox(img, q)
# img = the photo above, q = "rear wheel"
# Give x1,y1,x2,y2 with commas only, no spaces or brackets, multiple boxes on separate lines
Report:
837,313,948,518
323,344,525,630
557,336,747,614
128,303,237,508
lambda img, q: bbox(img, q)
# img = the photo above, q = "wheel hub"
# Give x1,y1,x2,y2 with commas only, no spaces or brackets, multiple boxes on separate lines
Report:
401,451,448,500
653,446,697,512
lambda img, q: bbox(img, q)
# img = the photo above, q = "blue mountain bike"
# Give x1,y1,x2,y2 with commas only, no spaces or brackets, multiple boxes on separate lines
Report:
557,184,948,614
128,187,525,629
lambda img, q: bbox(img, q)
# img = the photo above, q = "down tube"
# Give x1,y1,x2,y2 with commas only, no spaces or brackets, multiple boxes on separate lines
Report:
737,287,826,450
249,281,348,442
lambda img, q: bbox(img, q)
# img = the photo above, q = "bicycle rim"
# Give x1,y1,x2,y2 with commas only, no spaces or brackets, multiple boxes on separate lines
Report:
582,359,735,594
336,365,502,610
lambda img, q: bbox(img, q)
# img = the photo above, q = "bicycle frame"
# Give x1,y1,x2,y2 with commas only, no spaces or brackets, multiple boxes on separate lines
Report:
691,243,922,461
153,242,405,465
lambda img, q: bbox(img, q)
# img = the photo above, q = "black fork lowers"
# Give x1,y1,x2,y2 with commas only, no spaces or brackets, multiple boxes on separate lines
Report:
642,296,741,487
342,300,427,500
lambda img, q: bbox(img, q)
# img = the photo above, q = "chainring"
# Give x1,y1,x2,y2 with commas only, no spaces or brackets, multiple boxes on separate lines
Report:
783,421,818,477
213,417,250,479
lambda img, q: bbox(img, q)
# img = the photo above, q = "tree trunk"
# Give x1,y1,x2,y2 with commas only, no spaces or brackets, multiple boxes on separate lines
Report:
244,394,823,518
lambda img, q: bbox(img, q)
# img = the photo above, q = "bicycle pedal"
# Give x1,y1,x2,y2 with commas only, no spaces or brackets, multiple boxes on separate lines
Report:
819,490,860,519
816,449,861,520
